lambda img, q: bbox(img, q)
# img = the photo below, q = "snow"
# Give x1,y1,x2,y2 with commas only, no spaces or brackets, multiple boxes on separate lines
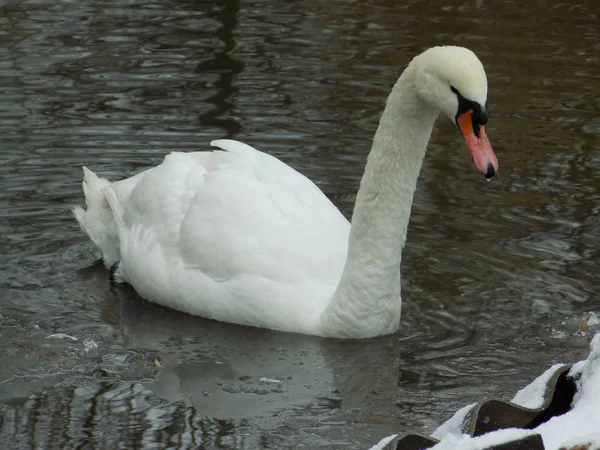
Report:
510,363,566,409
367,333,600,450
557,432,600,450
429,429,537,450
431,402,475,440
367,434,397,450
533,333,600,449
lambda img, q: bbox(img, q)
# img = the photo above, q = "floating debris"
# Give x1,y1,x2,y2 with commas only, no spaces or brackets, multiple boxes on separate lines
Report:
259,377,282,384
45,333,78,341
576,317,590,334
395,402,412,408
83,337,101,353
13,341,35,350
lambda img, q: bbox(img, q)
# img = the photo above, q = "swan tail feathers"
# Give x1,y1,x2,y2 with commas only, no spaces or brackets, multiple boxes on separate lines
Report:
102,185,125,229
73,167,120,269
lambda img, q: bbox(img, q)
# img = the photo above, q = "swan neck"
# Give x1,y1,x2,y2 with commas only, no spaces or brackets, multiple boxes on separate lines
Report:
321,72,439,338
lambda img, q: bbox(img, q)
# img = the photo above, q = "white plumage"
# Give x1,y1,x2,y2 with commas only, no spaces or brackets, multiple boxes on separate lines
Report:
75,46,497,338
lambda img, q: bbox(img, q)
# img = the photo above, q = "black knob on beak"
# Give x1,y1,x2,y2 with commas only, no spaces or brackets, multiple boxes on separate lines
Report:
485,162,496,180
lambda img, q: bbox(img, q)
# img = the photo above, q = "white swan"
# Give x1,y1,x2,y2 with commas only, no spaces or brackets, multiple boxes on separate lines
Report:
74,46,498,339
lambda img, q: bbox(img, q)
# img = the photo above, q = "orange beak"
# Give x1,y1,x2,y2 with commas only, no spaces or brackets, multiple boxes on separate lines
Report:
457,110,498,179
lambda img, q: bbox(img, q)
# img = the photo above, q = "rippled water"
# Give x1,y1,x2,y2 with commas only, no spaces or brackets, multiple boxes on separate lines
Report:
1,0,599,448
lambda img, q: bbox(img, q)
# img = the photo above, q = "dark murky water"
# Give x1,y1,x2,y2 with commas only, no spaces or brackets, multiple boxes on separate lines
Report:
1,0,599,448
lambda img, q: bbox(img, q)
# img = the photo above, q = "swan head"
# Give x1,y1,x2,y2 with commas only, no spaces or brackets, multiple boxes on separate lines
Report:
412,46,498,179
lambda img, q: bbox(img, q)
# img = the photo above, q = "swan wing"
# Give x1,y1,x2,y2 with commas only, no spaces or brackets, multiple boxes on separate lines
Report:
107,139,350,332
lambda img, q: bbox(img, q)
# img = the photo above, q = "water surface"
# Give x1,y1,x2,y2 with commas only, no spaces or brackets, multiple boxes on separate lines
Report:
1,0,599,448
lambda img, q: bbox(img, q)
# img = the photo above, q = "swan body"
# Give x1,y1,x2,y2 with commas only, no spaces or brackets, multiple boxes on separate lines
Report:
75,46,498,339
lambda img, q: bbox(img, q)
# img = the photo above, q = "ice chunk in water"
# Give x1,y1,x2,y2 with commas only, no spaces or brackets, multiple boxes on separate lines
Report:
83,337,102,353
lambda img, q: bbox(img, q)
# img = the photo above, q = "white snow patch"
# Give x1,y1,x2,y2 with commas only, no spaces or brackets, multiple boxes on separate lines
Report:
511,363,566,409
367,434,397,450
431,402,475,440
557,432,600,450
430,429,536,450
569,359,586,378
534,333,600,449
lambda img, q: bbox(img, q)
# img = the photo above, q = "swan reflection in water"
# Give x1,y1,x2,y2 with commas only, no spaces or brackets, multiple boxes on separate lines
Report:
6,260,406,448
82,260,405,417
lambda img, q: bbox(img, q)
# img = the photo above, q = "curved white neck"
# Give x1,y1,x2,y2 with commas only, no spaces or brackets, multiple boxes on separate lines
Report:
320,69,439,338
